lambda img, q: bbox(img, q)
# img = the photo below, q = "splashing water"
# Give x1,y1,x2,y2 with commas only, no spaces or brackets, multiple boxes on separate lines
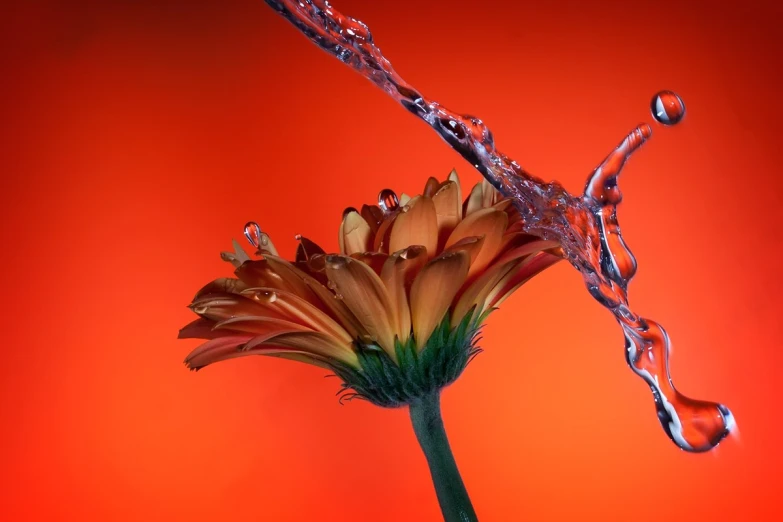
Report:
263,0,734,452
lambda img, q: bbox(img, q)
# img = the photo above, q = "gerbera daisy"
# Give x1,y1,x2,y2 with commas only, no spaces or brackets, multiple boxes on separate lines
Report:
179,169,562,521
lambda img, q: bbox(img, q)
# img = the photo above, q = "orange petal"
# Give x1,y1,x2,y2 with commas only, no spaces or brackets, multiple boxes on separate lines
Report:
373,212,398,253
398,193,412,207
325,255,397,357
212,315,313,336
432,180,462,249
423,176,440,197
389,196,438,256
445,208,508,278
481,179,499,208
193,278,248,300
250,331,358,366
240,287,353,343
494,238,561,267
184,335,252,370
339,210,372,256
220,239,251,268
447,168,462,195
380,245,428,343
410,250,470,348
463,182,484,217
189,292,275,322
179,318,244,340
361,204,384,234
235,256,324,311
451,258,518,326
351,252,389,276
298,275,366,341
295,236,325,263
487,252,562,309
443,235,484,266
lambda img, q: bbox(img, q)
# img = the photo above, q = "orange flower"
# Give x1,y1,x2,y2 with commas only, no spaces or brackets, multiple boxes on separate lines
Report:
180,169,561,406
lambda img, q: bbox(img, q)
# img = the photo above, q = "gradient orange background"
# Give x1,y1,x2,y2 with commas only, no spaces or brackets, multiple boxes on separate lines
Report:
2,0,782,520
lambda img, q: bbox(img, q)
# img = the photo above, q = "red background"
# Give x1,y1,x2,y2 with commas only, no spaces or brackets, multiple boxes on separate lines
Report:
2,0,782,520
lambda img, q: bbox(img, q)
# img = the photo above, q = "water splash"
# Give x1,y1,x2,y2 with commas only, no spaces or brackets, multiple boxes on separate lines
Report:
651,90,686,125
263,0,734,452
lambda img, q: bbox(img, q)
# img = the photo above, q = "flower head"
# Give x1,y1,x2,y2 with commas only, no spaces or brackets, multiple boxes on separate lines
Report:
180,170,561,406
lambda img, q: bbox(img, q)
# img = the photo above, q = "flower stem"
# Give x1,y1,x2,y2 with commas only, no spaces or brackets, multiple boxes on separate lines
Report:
409,391,478,522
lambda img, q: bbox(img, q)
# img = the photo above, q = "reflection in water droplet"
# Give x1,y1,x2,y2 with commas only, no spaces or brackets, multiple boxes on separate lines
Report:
378,188,399,212
243,221,262,248
342,206,358,218
651,90,685,125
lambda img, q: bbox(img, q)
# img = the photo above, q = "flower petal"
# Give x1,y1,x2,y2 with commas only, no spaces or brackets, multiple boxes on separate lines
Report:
451,259,517,326
220,239,252,268
265,331,358,366
212,315,313,336
361,204,385,234
482,179,499,208
380,245,428,343
432,180,462,249
193,278,248,300
398,193,412,207
184,335,252,370
325,255,397,357
487,252,562,308
240,287,352,343
373,212,398,253
189,292,279,322
445,208,508,278
410,250,470,348
178,318,244,340
389,195,438,257
339,211,372,256
423,176,440,197
295,236,326,263
463,182,484,217
351,252,389,276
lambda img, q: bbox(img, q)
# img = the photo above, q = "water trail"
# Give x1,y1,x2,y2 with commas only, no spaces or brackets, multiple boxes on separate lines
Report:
263,0,734,451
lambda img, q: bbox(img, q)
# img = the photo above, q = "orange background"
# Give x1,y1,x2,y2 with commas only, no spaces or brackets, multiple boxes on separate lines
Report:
2,0,782,520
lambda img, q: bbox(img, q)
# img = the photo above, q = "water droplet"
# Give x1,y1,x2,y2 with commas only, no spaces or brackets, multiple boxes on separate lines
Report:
243,222,262,248
378,189,399,212
294,234,302,240
342,206,358,218
651,90,685,126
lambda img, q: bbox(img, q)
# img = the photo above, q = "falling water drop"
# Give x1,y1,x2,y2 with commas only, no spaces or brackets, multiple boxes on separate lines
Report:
243,222,262,248
651,90,686,125
378,188,399,212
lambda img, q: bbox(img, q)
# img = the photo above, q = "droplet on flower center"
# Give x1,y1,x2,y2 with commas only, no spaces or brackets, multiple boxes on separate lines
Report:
378,188,399,212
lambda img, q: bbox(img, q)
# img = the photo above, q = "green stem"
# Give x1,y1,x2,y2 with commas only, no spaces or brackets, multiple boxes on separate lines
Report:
409,391,478,522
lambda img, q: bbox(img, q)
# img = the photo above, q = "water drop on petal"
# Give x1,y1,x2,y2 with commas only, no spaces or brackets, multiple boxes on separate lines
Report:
243,222,262,248
378,189,399,212
651,90,685,125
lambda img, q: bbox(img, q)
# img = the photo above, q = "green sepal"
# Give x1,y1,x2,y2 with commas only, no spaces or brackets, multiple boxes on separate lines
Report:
332,309,484,407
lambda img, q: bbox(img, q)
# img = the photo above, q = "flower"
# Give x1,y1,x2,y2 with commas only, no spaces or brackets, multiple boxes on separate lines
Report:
179,169,562,406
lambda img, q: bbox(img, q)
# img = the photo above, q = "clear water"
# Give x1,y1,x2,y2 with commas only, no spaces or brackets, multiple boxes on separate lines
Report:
263,0,734,452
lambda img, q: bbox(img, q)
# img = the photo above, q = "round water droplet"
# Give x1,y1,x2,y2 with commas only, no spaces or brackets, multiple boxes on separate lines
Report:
650,90,685,125
378,189,399,212
294,234,302,241
243,222,262,248
342,206,358,218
